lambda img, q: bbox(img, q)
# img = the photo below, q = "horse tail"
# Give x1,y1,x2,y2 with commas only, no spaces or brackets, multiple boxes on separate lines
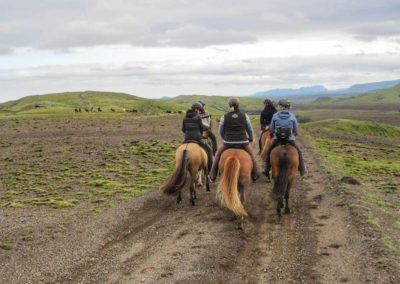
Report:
271,152,291,200
160,149,189,195
217,156,248,217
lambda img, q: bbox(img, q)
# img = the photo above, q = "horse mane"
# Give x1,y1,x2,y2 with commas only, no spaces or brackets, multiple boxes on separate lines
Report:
159,149,189,195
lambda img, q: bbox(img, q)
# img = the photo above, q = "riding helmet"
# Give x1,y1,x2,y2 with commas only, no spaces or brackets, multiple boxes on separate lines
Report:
278,98,291,107
198,100,205,107
192,102,203,111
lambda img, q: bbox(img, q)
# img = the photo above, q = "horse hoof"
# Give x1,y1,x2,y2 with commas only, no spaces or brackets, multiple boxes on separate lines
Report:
191,199,195,206
285,208,291,214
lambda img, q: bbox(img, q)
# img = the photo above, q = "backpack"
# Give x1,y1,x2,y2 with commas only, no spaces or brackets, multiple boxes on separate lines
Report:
275,128,292,141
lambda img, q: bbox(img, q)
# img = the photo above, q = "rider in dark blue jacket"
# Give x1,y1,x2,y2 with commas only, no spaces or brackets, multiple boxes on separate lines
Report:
263,99,307,178
258,98,276,153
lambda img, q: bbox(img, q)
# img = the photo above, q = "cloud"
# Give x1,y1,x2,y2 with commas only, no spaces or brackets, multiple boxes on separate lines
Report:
1,0,400,51
0,45,13,54
1,52,399,102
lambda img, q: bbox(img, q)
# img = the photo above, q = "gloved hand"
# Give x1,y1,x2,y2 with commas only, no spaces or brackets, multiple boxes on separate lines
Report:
270,132,274,138
249,138,253,142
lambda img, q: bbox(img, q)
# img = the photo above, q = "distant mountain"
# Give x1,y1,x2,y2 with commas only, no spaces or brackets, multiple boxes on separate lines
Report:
249,85,328,98
339,79,400,94
248,79,400,103
314,83,400,104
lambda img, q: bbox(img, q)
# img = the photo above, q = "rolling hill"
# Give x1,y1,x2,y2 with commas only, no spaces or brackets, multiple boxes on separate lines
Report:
0,91,187,116
313,83,400,104
160,95,264,114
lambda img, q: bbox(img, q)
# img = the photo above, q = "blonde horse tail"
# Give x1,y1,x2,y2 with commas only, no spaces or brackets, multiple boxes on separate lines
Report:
160,149,189,195
217,156,248,217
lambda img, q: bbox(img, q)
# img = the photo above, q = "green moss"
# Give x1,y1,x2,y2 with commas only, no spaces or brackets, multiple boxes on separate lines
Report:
380,237,398,253
0,243,13,250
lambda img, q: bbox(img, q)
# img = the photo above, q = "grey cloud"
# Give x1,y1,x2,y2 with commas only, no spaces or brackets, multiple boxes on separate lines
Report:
1,0,400,51
0,45,13,54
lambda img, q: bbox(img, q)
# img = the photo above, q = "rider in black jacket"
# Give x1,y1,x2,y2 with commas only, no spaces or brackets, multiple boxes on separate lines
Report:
182,103,213,171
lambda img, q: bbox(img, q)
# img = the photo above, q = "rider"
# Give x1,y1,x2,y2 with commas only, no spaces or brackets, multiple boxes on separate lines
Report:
182,102,213,171
209,97,259,182
258,98,277,153
263,99,307,178
197,100,217,155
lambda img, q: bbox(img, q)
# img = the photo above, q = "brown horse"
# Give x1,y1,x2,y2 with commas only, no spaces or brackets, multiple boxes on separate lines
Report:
160,143,209,205
216,148,252,229
270,144,299,217
260,127,274,179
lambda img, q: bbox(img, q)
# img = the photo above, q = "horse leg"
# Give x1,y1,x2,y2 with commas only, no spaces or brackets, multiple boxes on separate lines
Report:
205,168,210,192
189,180,196,206
284,182,292,214
277,198,284,218
177,190,182,204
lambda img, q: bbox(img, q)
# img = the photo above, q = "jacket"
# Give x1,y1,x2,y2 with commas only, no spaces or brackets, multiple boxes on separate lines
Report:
270,110,298,141
182,110,203,140
199,111,211,130
260,105,276,128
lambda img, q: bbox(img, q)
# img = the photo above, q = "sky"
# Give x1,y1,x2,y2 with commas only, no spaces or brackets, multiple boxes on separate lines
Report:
1,0,400,103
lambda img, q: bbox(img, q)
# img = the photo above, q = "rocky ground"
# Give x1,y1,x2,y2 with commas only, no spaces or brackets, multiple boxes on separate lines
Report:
0,115,398,283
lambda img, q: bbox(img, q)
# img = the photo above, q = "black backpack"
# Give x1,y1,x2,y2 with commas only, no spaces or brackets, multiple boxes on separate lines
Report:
275,128,292,141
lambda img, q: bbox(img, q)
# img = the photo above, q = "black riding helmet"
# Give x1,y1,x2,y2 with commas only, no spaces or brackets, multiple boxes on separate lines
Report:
192,102,203,111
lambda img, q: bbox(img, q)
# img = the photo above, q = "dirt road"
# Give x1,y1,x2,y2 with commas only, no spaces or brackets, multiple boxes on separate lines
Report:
38,137,385,284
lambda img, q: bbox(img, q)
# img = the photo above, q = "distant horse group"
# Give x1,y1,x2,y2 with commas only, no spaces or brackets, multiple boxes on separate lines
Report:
160,128,301,229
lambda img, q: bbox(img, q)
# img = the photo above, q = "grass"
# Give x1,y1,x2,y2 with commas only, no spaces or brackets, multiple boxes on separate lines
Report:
0,139,177,211
303,119,400,138
305,118,400,256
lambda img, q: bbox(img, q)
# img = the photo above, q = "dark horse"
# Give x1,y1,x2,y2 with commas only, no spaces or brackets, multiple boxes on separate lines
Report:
270,144,299,217
160,143,209,206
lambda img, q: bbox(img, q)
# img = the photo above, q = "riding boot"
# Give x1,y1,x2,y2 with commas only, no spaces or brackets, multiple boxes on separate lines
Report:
198,140,213,172
209,144,227,182
288,141,308,176
258,135,262,155
244,144,259,182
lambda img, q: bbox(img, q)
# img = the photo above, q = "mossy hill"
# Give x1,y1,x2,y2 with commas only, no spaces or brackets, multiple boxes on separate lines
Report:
160,95,264,114
0,91,187,116
303,119,400,139
313,83,400,104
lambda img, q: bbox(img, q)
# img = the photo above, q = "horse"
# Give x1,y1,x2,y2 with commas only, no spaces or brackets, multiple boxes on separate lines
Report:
260,127,274,181
270,144,299,217
160,143,210,205
216,148,252,229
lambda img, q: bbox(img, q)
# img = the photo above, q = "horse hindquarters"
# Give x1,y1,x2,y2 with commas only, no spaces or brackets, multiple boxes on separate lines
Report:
217,156,248,217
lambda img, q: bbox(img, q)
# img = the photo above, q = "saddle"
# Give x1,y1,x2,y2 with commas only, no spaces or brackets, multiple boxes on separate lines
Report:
183,139,200,145
226,144,246,150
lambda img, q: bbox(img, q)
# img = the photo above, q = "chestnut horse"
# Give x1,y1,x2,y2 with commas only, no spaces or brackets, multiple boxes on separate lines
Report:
270,144,299,217
216,148,252,229
160,143,209,205
260,127,274,181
